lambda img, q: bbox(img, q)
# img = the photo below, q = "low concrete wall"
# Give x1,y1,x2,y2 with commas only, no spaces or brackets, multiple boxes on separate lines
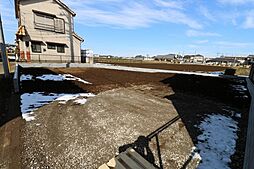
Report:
244,77,254,169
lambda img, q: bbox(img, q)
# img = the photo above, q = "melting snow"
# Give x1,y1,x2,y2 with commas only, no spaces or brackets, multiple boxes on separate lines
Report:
20,74,33,81
196,114,238,169
36,74,91,84
20,74,91,84
209,72,224,75
21,92,95,121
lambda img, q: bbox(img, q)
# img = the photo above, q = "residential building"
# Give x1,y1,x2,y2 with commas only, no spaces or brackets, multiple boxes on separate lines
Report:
183,54,204,63
15,0,84,63
244,55,254,65
154,54,182,63
6,44,17,61
206,57,240,66
81,49,93,64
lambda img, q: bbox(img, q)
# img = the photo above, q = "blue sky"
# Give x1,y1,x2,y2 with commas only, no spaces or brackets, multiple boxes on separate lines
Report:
1,0,254,57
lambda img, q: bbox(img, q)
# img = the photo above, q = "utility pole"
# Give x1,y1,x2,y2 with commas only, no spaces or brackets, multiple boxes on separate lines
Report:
0,13,10,78
69,15,74,63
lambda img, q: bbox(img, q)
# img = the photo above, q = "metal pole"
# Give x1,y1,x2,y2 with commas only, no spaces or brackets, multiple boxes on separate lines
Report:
0,13,10,78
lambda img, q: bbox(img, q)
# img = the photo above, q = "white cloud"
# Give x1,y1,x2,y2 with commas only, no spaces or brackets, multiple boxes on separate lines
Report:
154,0,184,9
217,0,254,5
65,0,202,29
215,41,253,48
243,11,254,28
186,30,221,37
199,6,216,22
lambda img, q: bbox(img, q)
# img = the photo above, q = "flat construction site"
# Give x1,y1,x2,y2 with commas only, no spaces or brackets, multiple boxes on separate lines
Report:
0,64,250,169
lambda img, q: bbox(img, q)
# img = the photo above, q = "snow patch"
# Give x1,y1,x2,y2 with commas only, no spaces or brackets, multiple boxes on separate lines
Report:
36,74,91,84
20,92,95,121
22,112,35,122
20,74,33,81
196,114,238,169
74,98,87,105
230,84,248,92
209,72,224,75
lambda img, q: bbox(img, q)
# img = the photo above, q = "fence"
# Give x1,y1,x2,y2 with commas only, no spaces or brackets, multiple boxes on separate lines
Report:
18,54,83,63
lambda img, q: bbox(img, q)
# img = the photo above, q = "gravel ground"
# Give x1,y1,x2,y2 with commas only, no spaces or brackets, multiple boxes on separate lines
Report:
21,85,199,169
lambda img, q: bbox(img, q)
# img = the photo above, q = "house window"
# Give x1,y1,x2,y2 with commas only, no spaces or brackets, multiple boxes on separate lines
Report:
47,43,56,49
34,11,65,33
57,45,65,53
31,42,41,53
54,18,65,33
34,12,55,31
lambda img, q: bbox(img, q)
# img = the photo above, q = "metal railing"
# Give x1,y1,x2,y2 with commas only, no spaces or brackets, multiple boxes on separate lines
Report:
18,54,83,63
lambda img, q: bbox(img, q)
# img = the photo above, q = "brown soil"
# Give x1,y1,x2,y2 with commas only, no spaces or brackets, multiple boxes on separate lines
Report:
0,74,23,169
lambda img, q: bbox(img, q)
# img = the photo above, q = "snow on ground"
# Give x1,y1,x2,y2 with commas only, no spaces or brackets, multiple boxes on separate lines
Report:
20,92,95,121
196,114,238,169
20,74,91,84
209,72,224,75
20,74,33,81
36,74,91,84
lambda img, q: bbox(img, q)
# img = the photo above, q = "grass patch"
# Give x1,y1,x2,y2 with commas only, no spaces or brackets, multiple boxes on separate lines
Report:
235,67,250,76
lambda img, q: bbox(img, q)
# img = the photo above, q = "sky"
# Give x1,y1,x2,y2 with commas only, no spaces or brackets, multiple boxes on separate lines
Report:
1,0,254,57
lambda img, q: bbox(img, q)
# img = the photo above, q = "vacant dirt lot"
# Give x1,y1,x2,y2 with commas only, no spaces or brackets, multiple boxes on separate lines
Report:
96,61,227,72
0,66,250,169
16,67,250,169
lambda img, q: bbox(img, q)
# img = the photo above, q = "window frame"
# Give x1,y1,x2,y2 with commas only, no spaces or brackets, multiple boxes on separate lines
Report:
33,10,65,34
31,42,42,53
57,45,65,53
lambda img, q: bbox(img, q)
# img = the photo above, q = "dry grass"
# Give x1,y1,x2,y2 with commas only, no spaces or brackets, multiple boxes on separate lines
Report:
235,67,250,76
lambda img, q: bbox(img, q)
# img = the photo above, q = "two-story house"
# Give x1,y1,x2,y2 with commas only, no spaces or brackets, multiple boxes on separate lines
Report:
15,0,84,62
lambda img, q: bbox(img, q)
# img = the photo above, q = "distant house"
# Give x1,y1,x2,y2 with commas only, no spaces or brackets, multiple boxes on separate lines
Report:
154,54,182,63
81,49,93,64
224,56,246,64
183,54,204,63
15,0,84,62
134,55,145,60
206,57,240,66
245,55,254,65
0,44,17,61
6,44,17,61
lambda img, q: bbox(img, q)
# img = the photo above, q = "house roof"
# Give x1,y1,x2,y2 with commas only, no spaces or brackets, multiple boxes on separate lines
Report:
15,0,76,18
183,54,204,59
73,32,84,42
155,54,181,60
206,58,240,63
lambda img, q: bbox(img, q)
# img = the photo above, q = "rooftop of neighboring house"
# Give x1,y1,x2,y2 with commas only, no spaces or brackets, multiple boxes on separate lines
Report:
15,0,76,19
223,56,247,60
155,54,182,59
183,54,204,59
206,57,241,63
